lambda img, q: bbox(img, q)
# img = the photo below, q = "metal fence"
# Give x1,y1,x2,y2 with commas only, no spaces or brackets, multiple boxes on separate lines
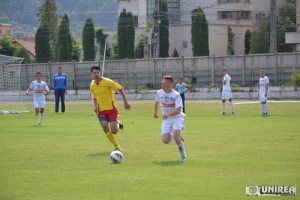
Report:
20,52,300,91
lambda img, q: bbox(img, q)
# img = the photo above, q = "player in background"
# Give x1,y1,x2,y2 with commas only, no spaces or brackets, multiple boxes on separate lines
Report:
154,76,187,162
221,68,234,115
259,70,270,116
53,66,67,114
26,72,50,126
175,77,190,113
90,66,130,152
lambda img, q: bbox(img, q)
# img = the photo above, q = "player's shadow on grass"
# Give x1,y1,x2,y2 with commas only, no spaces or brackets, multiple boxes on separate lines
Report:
153,160,182,166
88,152,110,157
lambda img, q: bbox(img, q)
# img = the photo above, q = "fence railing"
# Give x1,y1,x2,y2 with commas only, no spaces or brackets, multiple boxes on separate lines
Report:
20,52,300,90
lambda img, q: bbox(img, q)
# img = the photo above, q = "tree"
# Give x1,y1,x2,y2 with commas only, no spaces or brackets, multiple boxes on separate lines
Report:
56,14,72,62
159,1,169,58
118,9,127,59
125,12,135,59
117,9,135,59
244,30,252,54
71,33,81,62
35,23,51,63
227,26,235,55
96,28,111,59
82,17,95,61
0,36,18,56
277,0,296,52
13,46,31,63
250,24,269,54
36,0,59,61
191,7,209,57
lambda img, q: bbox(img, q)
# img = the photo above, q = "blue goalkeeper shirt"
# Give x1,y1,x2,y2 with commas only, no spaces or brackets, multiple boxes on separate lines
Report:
53,73,67,90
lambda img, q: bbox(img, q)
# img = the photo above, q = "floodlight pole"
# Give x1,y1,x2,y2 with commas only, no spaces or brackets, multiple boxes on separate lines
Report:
102,38,107,76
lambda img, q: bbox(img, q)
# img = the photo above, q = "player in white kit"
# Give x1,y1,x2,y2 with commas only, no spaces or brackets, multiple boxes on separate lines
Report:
259,70,269,116
154,76,187,162
26,72,50,125
221,68,234,115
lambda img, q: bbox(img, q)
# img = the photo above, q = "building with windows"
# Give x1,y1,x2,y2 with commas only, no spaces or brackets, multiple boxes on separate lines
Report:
116,0,285,57
0,23,13,38
285,0,300,52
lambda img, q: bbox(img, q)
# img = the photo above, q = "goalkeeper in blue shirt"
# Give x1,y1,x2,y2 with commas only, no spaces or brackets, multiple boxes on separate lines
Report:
53,66,67,114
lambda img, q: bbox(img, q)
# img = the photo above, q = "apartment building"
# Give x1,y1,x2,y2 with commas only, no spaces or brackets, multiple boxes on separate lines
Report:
285,0,300,52
117,0,285,57
0,23,13,38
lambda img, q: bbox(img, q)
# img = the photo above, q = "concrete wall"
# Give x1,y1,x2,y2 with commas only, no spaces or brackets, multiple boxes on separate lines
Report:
15,53,300,92
18,86,300,101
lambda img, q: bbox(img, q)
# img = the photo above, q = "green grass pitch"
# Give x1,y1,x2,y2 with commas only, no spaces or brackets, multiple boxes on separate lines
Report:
0,100,299,200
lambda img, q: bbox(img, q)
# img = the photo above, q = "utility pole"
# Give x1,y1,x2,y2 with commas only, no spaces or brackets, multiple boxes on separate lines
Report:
270,0,277,53
154,0,160,58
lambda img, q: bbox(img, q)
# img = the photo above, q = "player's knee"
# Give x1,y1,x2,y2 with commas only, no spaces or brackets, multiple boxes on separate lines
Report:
102,127,109,132
162,138,169,144
111,128,118,134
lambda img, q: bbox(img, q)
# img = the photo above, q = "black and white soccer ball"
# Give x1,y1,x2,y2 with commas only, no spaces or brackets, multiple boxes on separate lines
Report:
110,150,123,164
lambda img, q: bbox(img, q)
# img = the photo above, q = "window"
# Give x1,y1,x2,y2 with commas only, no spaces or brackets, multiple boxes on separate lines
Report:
147,0,155,22
220,11,233,19
219,11,251,20
6,30,11,36
0,30,2,36
218,0,251,3
134,16,138,27
239,11,251,19
183,41,187,48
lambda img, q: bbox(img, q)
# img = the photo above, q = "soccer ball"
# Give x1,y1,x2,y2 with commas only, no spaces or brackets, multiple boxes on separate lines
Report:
110,150,123,164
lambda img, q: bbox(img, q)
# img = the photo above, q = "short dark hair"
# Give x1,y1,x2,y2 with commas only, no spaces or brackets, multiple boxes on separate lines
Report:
36,72,42,76
163,76,174,83
221,68,227,71
91,65,101,72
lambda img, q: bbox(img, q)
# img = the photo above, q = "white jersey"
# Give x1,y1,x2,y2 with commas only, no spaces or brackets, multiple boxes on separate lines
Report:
29,80,49,101
259,76,269,95
222,74,231,91
155,89,185,118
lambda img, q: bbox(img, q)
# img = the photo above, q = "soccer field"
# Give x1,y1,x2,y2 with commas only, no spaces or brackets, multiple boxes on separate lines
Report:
0,100,299,200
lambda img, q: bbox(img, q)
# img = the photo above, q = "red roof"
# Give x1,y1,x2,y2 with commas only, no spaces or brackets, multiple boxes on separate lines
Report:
14,38,35,56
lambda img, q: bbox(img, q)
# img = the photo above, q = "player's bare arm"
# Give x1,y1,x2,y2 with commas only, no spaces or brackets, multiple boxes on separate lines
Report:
184,85,190,93
26,88,31,95
154,101,159,119
119,88,131,110
265,83,269,97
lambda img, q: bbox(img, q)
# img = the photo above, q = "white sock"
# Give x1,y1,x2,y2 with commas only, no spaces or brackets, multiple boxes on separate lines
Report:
265,104,268,114
222,102,225,113
177,141,186,157
230,101,234,113
39,113,44,123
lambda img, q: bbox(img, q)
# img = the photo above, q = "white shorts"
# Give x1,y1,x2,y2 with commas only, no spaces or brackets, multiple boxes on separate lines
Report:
161,117,185,135
222,90,232,99
33,100,46,109
259,94,268,103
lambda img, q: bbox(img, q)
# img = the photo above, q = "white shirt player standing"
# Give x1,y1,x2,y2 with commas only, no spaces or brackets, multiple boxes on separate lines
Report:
259,70,270,116
26,72,50,125
154,76,187,162
221,68,234,115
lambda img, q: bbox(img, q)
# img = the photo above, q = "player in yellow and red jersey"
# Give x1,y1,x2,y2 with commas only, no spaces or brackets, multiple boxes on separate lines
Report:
90,66,131,152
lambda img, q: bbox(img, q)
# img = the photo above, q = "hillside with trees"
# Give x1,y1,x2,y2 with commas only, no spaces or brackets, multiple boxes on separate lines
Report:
0,0,118,35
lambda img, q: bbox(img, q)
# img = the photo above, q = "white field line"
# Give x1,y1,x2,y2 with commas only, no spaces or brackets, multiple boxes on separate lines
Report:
235,100,300,105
